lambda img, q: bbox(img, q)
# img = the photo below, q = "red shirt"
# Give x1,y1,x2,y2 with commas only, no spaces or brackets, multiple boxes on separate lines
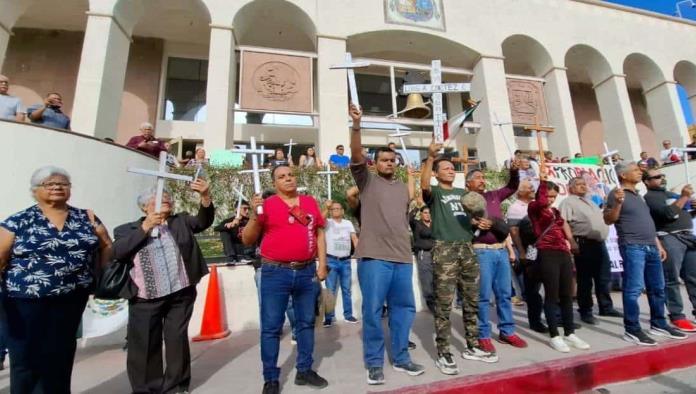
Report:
257,195,325,262
528,181,570,252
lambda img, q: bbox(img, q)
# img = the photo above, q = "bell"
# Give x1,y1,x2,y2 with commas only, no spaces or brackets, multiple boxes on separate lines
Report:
396,93,431,119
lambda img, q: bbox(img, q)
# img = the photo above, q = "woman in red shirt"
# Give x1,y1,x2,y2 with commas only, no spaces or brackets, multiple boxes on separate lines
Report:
528,170,589,353
242,164,328,394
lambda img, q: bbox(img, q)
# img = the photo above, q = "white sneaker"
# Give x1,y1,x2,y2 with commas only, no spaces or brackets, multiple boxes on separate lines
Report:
461,346,499,363
564,334,590,350
435,353,459,375
550,336,570,353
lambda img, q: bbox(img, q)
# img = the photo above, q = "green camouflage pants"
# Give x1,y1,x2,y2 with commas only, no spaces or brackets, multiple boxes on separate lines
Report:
432,240,480,352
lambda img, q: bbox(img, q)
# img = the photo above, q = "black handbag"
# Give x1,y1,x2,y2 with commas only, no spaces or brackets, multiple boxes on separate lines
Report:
94,259,131,300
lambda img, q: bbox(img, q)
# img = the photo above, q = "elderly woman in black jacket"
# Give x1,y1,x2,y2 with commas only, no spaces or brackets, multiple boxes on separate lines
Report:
112,179,214,394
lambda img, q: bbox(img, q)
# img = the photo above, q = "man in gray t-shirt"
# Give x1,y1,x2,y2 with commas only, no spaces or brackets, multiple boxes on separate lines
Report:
348,104,424,385
0,75,25,121
604,162,685,346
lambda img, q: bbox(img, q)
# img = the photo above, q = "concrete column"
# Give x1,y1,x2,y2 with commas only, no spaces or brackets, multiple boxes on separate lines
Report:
316,36,349,163
593,75,642,160
471,56,516,169
644,81,689,147
543,67,582,157
0,24,10,71
203,25,236,151
71,13,132,139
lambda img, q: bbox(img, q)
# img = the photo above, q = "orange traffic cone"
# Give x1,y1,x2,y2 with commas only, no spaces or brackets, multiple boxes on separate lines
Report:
192,265,231,341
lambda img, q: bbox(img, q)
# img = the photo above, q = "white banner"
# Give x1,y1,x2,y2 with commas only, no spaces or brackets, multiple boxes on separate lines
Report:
544,163,623,272
81,297,129,339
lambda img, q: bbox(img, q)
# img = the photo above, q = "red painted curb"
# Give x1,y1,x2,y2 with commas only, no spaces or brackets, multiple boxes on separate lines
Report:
375,336,696,394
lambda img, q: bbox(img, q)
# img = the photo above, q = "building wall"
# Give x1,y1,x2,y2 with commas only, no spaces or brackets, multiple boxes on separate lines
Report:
2,28,83,117
116,37,164,144
570,83,605,156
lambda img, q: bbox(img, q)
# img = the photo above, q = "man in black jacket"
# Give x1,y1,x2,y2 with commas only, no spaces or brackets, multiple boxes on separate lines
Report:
214,201,255,263
644,169,696,332
410,206,435,313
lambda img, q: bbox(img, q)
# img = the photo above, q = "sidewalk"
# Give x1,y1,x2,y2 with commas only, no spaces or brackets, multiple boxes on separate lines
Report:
0,290,695,393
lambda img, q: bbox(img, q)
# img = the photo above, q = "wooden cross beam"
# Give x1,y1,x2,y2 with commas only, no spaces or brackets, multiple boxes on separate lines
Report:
284,139,298,158
127,151,193,237
602,142,621,186
453,144,479,174
317,163,339,200
401,60,471,143
231,137,275,214
389,129,411,166
330,53,370,107
524,116,555,165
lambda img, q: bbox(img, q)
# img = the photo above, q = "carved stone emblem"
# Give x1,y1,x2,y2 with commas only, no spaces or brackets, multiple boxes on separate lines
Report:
253,62,300,102
506,78,548,126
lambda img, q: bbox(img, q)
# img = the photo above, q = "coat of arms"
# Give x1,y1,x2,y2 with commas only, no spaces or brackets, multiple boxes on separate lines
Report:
385,0,444,30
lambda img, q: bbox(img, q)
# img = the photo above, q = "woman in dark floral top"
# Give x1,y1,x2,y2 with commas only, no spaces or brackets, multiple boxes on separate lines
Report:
0,166,111,393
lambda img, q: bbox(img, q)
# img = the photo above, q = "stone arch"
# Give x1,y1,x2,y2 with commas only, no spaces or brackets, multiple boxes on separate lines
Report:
348,29,480,69
501,34,553,77
624,53,666,92
675,60,696,128
624,53,669,156
346,29,480,157
564,44,614,156
233,0,317,51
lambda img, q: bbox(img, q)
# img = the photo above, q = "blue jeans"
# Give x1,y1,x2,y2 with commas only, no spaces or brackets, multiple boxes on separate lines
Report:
254,268,296,338
259,263,317,382
358,259,415,368
475,248,515,338
660,234,696,320
325,257,354,321
619,244,668,334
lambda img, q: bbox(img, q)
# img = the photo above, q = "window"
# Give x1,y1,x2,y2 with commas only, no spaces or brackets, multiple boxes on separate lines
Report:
163,57,208,122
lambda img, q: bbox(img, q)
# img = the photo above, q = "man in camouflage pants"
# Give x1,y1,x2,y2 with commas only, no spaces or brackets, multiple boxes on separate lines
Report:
421,141,498,376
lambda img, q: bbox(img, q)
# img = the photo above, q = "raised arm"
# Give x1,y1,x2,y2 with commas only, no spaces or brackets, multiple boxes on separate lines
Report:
603,188,624,225
349,104,363,164
185,179,215,233
242,195,264,246
421,140,442,195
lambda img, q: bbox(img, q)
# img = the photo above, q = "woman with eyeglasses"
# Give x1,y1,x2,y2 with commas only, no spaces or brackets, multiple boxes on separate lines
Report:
0,166,112,393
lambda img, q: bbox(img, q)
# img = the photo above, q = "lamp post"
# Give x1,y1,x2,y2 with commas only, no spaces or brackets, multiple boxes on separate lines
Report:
675,0,696,18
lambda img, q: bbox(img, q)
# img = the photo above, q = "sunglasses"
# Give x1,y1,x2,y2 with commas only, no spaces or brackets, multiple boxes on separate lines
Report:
646,174,665,180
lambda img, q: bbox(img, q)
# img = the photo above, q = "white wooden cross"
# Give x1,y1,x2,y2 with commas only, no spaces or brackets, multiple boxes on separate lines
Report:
232,185,247,218
389,129,411,166
677,147,696,185
493,112,515,158
128,151,193,237
402,60,471,143
284,139,298,158
330,53,370,107
602,142,621,187
317,163,338,200
231,137,274,214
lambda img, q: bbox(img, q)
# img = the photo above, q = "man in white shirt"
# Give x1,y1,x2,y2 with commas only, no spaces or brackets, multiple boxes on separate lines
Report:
322,201,359,327
660,140,682,164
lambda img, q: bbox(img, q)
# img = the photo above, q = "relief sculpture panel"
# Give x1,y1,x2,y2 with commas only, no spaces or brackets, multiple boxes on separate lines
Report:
240,51,313,113
506,78,548,126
